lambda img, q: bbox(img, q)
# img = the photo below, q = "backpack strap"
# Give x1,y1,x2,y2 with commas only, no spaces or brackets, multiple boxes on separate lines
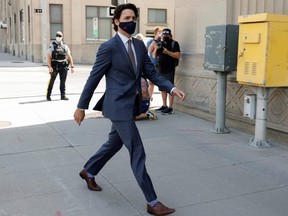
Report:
171,40,176,52
171,40,179,67
52,41,58,50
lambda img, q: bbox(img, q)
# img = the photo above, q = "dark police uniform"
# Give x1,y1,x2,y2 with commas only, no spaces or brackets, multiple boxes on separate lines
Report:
46,41,71,100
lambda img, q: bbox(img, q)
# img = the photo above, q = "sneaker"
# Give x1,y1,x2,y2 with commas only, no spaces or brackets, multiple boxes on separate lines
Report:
161,107,174,115
155,106,167,112
146,109,158,120
61,96,69,100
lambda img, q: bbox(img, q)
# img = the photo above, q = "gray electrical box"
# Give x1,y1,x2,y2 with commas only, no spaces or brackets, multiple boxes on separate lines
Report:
203,25,239,72
244,94,256,119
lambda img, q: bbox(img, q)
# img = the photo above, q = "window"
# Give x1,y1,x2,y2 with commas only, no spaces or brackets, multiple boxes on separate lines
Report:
14,13,17,43
49,4,63,40
9,17,12,43
20,9,24,42
28,5,30,42
148,8,167,24
86,6,112,40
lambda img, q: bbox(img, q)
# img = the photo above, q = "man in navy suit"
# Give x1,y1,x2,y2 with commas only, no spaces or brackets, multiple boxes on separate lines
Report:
74,3,185,215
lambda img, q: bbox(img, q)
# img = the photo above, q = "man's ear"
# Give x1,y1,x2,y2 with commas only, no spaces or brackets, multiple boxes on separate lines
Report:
114,19,119,26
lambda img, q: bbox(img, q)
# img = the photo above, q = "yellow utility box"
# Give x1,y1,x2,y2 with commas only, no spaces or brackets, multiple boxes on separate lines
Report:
237,13,288,87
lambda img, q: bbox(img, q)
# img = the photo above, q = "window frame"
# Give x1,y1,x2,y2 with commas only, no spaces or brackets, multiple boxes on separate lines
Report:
85,5,112,41
49,4,63,40
147,8,167,24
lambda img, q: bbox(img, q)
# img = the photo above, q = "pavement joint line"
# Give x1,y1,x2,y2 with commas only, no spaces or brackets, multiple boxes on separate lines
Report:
0,184,142,216
0,186,84,203
0,92,104,100
175,184,288,210
0,145,74,157
99,173,143,216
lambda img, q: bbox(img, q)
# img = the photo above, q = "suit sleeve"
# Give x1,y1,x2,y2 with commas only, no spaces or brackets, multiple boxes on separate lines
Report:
77,43,112,109
142,48,174,93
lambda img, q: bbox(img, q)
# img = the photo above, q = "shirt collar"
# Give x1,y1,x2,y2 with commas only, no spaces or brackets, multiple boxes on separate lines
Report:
117,32,132,45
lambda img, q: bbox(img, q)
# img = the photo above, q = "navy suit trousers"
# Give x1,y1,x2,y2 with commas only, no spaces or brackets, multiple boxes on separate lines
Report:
84,119,157,202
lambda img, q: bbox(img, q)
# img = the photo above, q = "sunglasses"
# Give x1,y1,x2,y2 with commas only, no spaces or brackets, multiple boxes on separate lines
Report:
162,31,170,34
56,35,62,37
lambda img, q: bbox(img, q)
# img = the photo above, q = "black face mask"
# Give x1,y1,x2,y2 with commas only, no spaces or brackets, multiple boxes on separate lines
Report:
162,37,171,42
119,21,136,35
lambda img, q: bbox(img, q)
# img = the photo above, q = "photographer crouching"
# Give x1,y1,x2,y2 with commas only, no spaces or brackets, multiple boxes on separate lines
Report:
152,28,181,115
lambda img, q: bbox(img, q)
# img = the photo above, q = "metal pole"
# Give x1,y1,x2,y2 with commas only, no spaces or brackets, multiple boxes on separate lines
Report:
41,0,47,65
212,71,230,134
250,87,270,148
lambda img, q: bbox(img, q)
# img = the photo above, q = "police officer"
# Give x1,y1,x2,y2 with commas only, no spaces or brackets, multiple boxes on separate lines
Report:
46,31,74,101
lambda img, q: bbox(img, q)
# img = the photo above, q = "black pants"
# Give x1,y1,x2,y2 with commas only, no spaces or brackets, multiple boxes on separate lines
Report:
46,64,68,97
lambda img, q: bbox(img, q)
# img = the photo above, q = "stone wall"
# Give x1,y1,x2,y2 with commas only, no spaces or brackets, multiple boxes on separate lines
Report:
174,0,288,140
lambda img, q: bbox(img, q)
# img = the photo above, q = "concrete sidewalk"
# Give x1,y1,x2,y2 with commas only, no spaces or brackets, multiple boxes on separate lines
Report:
1,52,288,216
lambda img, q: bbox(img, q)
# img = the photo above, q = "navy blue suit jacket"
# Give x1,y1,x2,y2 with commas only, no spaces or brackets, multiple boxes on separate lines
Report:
77,33,174,121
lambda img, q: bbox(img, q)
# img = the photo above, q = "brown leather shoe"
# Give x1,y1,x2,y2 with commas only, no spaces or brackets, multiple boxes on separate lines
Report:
79,169,102,191
147,202,175,215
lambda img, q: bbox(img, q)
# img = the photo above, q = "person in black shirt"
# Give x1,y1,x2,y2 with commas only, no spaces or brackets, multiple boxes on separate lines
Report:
153,28,181,115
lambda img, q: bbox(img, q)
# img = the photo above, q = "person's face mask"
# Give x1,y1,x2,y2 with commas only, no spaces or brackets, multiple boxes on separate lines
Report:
56,36,62,43
119,21,136,35
162,36,171,42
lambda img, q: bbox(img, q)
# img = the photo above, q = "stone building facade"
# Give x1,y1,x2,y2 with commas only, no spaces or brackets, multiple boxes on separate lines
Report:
174,0,288,143
0,0,175,63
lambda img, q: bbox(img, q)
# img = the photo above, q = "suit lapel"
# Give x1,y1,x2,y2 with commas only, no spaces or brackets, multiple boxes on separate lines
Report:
115,34,137,77
115,35,131,67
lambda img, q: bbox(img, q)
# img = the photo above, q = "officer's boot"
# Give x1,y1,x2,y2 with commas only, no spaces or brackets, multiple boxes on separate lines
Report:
61,95,69,100
46,90,52,101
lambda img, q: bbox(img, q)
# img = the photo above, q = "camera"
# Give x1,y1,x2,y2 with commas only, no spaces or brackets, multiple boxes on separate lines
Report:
156,41,166,52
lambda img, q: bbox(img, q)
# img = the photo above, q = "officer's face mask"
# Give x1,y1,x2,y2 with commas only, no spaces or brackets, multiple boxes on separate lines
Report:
56,36,62,43
119,21,136,35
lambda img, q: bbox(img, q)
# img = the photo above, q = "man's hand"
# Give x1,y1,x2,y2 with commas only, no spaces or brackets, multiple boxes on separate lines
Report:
74,108,85,126
48,67,53,74
154,32,161,41
172,88,185,101
162,47,169,55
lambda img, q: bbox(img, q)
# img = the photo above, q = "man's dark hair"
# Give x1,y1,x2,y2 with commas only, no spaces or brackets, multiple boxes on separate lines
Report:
112,3,138,32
